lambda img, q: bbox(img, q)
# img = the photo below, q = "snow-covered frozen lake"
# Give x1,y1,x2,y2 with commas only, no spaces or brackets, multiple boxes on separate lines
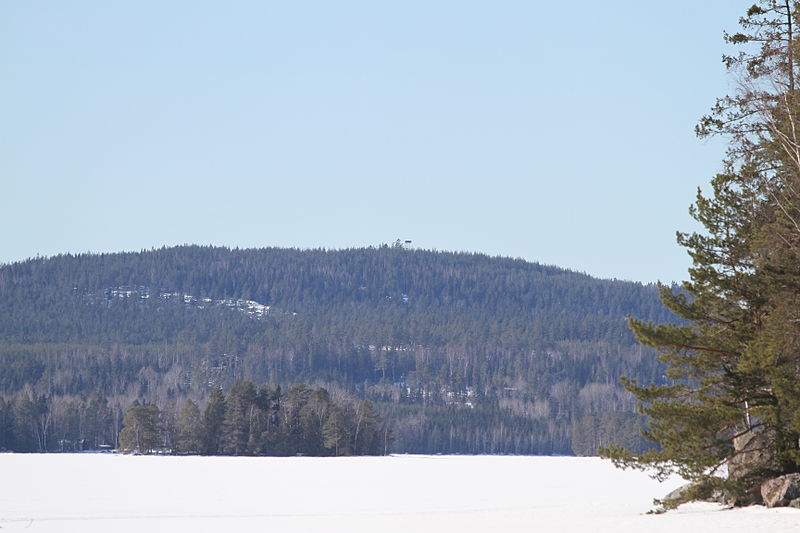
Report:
2,454,799,532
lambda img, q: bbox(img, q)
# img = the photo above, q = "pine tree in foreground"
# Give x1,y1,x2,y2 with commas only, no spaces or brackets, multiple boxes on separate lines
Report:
602,1,800,509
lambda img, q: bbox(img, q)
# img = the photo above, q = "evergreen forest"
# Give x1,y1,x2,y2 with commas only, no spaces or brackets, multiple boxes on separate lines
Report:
0,245,671,455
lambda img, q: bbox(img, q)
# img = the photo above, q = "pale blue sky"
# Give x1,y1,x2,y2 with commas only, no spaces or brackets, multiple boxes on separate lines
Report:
2,1,742,282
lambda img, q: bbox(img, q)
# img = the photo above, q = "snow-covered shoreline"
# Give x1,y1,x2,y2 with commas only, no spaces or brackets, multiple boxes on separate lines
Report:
3,454,799,532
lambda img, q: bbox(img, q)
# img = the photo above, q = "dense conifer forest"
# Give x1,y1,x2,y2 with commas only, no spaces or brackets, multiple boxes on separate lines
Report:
0,245,673,455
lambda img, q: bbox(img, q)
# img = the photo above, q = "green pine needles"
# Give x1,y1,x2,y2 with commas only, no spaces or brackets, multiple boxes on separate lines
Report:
602,0,800,509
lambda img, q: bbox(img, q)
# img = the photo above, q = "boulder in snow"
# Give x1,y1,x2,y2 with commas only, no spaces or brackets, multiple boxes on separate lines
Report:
761,473,800,508
662,482,725,506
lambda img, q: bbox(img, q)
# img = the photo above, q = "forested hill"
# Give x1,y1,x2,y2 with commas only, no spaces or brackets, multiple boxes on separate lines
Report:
0,245,674,455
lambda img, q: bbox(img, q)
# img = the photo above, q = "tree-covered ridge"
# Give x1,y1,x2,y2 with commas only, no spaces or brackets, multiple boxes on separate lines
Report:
0,245,673,343
0,245,672,454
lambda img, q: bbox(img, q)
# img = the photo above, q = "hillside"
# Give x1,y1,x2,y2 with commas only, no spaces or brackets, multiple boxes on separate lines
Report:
0,245,675,454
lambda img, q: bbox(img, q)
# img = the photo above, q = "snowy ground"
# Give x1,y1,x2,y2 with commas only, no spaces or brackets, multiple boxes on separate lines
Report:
2,454,799,532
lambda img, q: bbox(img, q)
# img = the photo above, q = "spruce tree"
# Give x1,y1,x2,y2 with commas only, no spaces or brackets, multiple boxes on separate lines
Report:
175,399,202,454
118,404,162,453
201,388,226,455
352,399,382,455
603,1,800,508
299,388,332,456
222,381,257,455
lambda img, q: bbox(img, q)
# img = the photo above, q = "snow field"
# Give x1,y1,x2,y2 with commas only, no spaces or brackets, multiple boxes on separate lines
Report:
2,454,799,532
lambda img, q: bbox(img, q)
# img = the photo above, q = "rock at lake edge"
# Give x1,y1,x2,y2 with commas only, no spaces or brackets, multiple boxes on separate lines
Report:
662,482,725,506
729,429,778,481
662,483,690,504
761,473,800,508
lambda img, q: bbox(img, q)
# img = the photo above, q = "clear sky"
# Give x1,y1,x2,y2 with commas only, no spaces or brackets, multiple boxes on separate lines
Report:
2,1,744,283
